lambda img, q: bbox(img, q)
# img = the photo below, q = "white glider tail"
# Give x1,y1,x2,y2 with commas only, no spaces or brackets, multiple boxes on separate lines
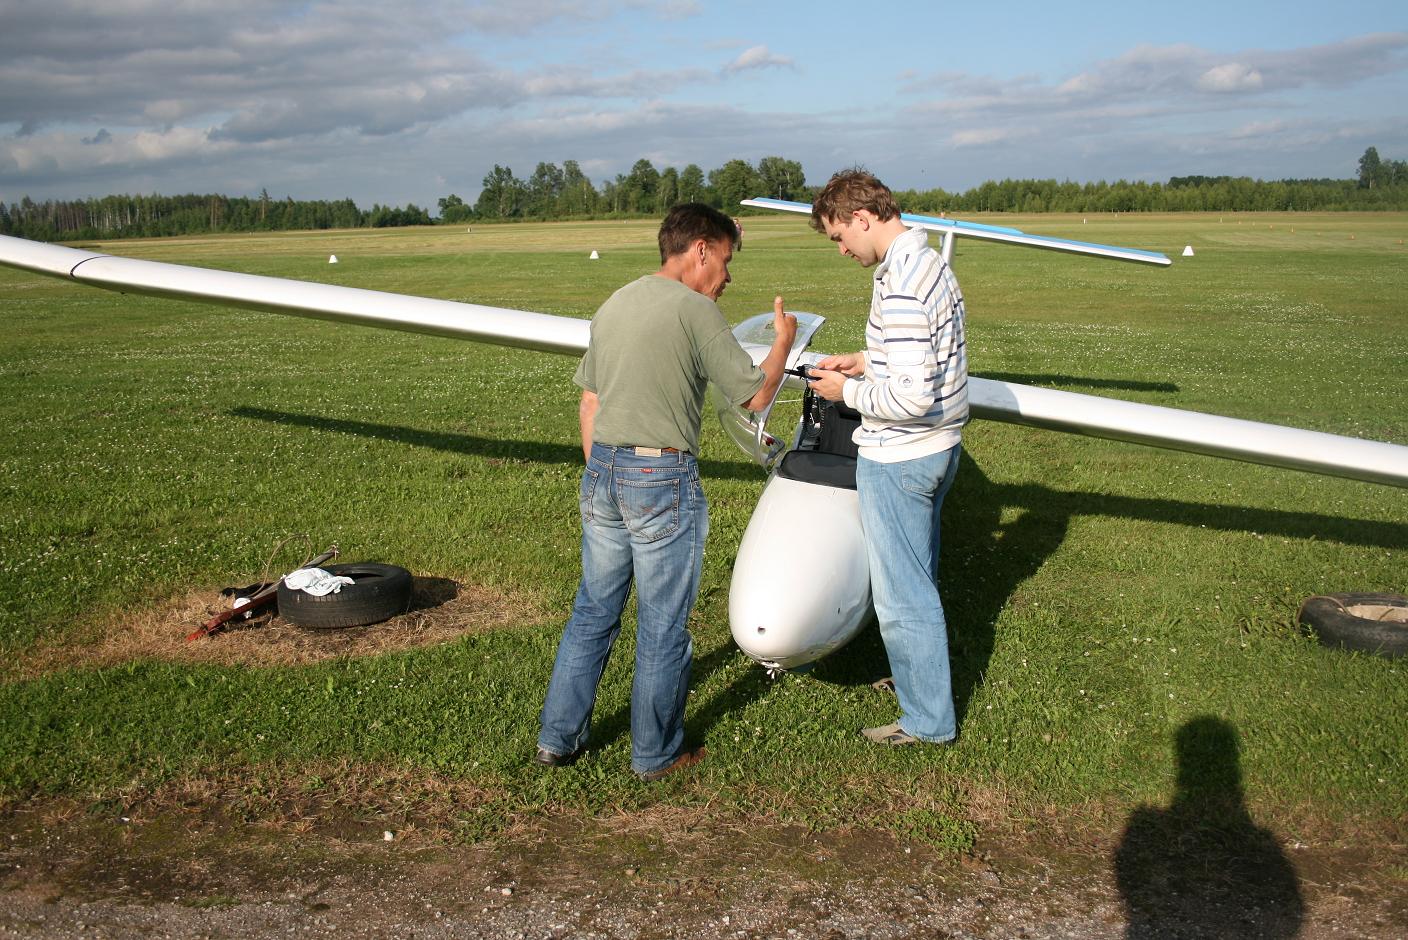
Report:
739,197,1173,266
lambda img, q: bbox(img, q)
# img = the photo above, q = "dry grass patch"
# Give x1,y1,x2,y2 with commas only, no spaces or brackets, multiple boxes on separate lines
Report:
3,758,522,845
13,576,547,679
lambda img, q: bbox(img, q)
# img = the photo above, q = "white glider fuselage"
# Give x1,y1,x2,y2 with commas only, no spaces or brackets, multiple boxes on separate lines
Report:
730,472,869,671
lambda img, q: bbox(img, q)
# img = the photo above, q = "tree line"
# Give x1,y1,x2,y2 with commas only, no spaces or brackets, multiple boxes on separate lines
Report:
444,156,808,223
0,190,432,242
461,150,1408,219
4,148,1404,242
895,173,1407,214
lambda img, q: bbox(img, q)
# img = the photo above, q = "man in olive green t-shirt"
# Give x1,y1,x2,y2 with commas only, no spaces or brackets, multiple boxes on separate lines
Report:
537,204,796,781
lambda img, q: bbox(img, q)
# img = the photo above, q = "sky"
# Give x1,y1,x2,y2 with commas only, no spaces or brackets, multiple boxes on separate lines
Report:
2,0,1406,210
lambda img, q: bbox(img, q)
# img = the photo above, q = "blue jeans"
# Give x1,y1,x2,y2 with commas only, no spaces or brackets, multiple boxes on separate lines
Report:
538,443,708,775
856,444,961,743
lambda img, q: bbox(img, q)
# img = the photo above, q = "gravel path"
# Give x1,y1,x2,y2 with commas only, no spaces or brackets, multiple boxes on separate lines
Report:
2,808,1403,939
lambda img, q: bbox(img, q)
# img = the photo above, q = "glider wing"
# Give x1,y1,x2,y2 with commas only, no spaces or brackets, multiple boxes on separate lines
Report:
2,233,1403,487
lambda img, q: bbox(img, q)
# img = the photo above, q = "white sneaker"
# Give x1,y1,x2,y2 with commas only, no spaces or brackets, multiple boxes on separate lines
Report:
860,722,919,745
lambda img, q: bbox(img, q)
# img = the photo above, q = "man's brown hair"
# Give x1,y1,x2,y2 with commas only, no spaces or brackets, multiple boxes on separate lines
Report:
658,203,739,262
809,168,900,233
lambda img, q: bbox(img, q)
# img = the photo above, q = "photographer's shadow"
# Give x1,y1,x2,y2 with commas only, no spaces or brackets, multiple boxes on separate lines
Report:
1114,716,1304,938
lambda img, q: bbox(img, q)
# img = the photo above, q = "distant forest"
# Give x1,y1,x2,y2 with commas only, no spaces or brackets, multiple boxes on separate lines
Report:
4,148,1405,242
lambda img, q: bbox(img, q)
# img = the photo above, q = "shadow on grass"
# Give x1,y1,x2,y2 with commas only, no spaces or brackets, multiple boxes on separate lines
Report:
231,404,1404,550
998,480,1407,551
807,454,1070,730
975,372,1180,394
228,406,765,483
235,404,1406,745
810,454,1406,731
1114,716,1304,938
585,638,775,759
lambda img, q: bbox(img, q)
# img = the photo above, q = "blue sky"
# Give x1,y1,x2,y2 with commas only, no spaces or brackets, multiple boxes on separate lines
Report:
1,0,1404,210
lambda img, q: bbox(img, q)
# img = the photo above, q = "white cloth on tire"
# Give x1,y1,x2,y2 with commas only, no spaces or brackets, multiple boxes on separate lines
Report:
283,567,355,596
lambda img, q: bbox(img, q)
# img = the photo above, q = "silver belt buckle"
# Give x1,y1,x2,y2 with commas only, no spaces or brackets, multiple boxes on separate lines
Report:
633,446,664,457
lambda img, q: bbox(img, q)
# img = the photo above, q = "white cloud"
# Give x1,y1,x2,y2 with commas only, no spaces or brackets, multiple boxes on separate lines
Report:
523,67,712,98
0,8,1403,209
723,45,794,74
1225,119,1292,140
460,0,701,34
1198,63,1264,93
3,126,223,177
1048,33,1408,102
895,31,1408,183
949,127,1037,148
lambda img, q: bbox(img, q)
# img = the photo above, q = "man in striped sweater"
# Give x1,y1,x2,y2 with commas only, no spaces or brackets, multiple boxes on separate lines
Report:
807,169,969,746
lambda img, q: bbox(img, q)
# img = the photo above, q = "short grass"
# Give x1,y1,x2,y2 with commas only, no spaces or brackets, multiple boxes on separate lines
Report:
1,213,1404,848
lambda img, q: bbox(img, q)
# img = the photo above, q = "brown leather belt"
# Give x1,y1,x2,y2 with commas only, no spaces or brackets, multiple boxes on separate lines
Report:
632,446,683,456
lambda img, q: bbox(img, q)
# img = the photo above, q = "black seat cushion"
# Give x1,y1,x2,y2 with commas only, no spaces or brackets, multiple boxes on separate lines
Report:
775,450,857,490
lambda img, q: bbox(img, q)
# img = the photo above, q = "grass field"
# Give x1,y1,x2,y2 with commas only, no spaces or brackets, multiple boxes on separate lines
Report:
0,212,1404,850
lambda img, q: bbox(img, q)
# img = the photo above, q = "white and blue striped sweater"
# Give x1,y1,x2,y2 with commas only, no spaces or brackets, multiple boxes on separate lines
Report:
840,226,969,462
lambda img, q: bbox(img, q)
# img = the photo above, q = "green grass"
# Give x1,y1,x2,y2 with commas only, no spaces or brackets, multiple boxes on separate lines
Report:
1,213,1405,848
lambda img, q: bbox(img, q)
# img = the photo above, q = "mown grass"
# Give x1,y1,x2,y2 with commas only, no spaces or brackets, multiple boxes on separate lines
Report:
1,213,1404,848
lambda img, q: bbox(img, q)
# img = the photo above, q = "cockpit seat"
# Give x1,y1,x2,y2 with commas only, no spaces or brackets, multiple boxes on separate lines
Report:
775,450,858,489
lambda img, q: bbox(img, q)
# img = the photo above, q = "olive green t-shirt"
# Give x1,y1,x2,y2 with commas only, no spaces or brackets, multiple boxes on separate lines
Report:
574,275,765,455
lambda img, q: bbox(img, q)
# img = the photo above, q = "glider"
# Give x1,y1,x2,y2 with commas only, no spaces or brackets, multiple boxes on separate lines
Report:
0,212,1403,672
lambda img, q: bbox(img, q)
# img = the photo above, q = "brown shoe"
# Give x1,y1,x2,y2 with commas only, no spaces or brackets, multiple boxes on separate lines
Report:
637,746,706,782
532,746,581,768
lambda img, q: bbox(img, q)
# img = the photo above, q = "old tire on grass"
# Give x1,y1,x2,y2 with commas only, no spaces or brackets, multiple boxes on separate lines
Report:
1297,592,1408,658
277,563,413,630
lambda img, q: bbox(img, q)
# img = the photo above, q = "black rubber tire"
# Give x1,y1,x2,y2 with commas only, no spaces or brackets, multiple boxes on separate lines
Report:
276,563,413,630
1297,592,1408,658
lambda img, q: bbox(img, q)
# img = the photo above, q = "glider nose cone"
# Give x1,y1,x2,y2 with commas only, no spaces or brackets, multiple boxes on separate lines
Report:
731,587,871,668
728,474,872,669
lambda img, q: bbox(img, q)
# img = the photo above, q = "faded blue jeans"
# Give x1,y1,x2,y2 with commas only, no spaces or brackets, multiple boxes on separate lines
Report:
538,443,708,775
856,444,961,743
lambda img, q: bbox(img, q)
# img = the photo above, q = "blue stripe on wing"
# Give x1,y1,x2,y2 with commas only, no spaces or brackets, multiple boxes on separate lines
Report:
740,197,1170,265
